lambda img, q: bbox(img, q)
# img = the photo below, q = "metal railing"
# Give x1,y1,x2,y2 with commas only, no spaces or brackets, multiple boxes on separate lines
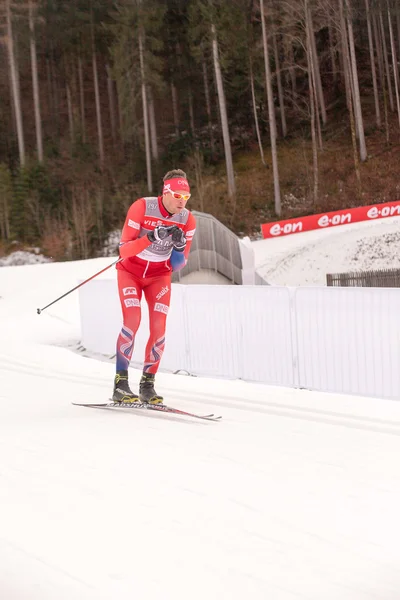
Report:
327,268,400,287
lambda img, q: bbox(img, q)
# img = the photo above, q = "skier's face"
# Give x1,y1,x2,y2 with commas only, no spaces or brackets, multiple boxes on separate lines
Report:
163,190,191,214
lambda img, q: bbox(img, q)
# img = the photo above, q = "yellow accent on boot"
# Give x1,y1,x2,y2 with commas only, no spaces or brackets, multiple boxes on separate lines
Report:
139,374,163,404
119,395,141,404
147,396,163,405
113,373,140,403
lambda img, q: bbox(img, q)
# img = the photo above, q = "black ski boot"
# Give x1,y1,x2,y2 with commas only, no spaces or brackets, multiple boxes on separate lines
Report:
112,370,140,403
139,373,163,404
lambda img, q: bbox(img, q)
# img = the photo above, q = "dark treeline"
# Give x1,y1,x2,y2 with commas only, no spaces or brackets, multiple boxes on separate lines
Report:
0,0,399,259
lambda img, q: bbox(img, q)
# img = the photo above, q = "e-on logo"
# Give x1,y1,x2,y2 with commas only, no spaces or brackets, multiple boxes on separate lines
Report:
269,221,303,236
367,205,400,219
317,213,352,227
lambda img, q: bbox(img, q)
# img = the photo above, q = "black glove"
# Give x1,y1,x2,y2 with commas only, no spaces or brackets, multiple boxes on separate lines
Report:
147,225,178,243
171,227,187,252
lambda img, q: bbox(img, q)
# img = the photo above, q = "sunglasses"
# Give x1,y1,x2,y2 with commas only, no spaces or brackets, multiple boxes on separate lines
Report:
172,192,191,201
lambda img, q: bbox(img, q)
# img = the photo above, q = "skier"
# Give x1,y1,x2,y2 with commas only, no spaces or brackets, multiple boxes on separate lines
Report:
112,169,196,404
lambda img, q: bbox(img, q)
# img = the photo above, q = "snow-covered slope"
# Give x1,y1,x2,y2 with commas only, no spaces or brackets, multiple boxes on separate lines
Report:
0,249,52,267
1,254,400,599
254,216,400,286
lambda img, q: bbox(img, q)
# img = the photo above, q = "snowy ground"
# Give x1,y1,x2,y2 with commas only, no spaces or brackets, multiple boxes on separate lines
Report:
0,249,52,267
1,245,400,598
254,216,400,286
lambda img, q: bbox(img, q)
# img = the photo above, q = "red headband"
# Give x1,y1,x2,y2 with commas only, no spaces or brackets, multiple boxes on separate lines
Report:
163,177,190,195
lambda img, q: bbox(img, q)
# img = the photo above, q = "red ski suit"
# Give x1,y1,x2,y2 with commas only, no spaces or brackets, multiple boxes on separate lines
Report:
116,196,196,374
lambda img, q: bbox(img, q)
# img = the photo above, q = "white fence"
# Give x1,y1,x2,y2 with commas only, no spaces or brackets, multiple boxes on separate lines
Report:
79,281,400,400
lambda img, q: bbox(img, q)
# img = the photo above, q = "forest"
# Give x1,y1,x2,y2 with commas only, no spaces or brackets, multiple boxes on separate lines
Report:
0,0,399,260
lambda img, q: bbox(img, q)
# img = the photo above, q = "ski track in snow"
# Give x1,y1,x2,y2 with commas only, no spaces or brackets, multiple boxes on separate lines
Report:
1,230,400,598
2,348,400,599
2,351,400,436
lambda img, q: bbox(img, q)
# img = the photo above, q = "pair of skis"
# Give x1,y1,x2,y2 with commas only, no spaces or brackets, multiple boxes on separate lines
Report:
72,401,222,422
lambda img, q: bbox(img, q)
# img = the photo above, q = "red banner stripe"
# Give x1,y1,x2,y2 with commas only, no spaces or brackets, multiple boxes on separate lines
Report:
261,201,400,239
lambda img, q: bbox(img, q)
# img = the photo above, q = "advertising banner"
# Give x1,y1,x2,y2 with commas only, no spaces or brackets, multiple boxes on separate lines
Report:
261,200,400,239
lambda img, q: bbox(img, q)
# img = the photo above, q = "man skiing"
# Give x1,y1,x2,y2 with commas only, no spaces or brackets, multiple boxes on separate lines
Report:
113,169,196,405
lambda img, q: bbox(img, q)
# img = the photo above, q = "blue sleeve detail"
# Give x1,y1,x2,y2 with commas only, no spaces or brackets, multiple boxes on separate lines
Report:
170,249,186,272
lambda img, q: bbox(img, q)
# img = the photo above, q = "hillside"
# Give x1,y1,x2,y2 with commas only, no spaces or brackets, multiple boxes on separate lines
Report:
1,0,400,261
253,215,400,286
189,105,400,239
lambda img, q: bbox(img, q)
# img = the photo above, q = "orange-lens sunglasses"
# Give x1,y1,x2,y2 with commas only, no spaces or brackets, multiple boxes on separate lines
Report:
172,192,191,201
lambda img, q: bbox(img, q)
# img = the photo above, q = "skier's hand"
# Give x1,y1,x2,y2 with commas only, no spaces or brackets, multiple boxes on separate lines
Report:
147,225,178,243
171,227,186,252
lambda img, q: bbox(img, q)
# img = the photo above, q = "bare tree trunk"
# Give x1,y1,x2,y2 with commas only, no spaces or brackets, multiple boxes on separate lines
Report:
8,54,17,138
0,165,11,240
92,50,104,168
272,32,287,137
388,4,400,128
314,78,323,150
6,0,25,166
148,86,159,161
50,44,61,139
116,77,123,136
171,82,179,135
397,12,400,64
78,55,86,141
287,40,297,104
64,59,75,145
188,86,195,136
338,9,351,110
310,60,318,204
138,31,152,193
29,0,43,162
337,19,345,86
128,68,140,150
45,58,53,135
339,0,362,194
373,12,389,139
306,6,323,150
193,150,205,212
346,0,367,162
211,23,236,199
202,56,215,155
249,56,266,166
328,13,338,83
260,0,281,215
347,76,362,196
106,64,117,146
372,13,384,89
66,81,74,144
72,187,92,259
308,7,327,125
305,0,318,203
379,9,395,111
95,187,104,244
90,1,105,168
365,0,381,127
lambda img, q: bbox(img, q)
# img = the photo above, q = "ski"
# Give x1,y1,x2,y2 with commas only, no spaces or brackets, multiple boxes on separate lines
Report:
72,401,222,421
